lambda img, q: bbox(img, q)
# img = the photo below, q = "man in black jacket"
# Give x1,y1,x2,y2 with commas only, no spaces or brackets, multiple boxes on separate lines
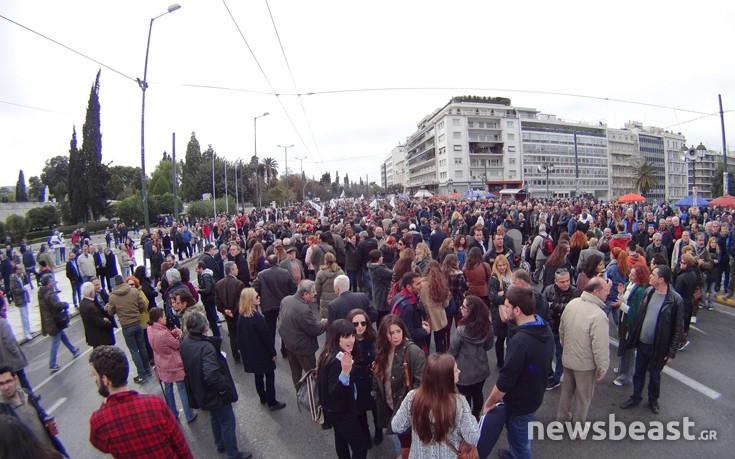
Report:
327,275,377,325
541,269,580,390
199,244,223,282
227,244,251,287
79,281,115,347
620,265,683,414
252,255,297,356
181,312,251,459
480,286,554,459
356,231,378,298
196,261,220,337
65,252,82,308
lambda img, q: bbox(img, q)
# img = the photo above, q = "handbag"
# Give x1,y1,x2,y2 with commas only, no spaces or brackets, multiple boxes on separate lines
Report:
296,368,324,424
446,439,480,459
692,286,702,307
53,308,70,330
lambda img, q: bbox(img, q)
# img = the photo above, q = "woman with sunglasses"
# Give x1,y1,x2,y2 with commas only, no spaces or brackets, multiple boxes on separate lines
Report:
317,319,368,459
236,288,286,411
346,308,381,446
449,295,493,419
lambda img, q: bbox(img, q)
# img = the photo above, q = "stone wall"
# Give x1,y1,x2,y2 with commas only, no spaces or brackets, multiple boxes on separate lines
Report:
0,202,58,223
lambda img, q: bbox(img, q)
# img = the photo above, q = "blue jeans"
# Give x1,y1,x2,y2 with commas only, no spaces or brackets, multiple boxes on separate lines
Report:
122,324,150,376
163,380,195,421
631,342,661,403
49,331,77,367
552,333,563,381
346,270,358,292
70,281,81,306
505,412,534,459
209,403,240,459
361,267,372,300
18,305,32,338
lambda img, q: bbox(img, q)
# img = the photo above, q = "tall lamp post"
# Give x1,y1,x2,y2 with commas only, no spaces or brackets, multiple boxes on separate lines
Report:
538,163,555,200
278,144,294,204
138,3,181,233
253,112,270,208
681,142,707,205
295,155,307,201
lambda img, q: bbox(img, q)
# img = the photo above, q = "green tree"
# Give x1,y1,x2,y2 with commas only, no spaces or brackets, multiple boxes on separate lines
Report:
712,160,735,197
263,185,287,206
68,126,88,221
15,170,28,202
150,175,171,196
261,157,278,186
41,156,69,199
149,154,174,196
633,161,658,196
108,165,142,201
180,132,203,201
5,214,29,243
319,172,331,186
81,70,109,220
28,176,43,202
0,221,6,243
26,205,60,230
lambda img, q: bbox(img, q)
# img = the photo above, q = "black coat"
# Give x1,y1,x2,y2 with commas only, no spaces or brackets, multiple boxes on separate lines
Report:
199,252,223,281
327,292,377,325
65,260,81,284
626,287,684,371
252,266,297,314
181,333,238,410
353,338,376,412
236,311,276,374
318,356,357,419
79,297,115,347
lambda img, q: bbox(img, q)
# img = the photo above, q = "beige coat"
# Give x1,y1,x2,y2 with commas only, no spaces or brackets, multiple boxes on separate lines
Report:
559,291,609,374
419,279,450,331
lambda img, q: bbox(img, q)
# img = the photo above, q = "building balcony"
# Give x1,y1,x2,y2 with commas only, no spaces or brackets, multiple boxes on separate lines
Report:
469,142,504,154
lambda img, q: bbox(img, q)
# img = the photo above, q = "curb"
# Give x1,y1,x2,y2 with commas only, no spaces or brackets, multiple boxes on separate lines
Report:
714,294,735,310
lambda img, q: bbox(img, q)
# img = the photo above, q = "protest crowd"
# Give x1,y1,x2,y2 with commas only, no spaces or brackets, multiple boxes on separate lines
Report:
0,193,730,458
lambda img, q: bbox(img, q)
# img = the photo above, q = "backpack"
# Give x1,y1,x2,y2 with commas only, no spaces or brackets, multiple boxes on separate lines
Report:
296,368,323,424
541,236,554,257
386,280,401,308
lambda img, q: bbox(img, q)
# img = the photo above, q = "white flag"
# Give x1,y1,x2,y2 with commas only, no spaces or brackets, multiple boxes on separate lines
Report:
308,200,322,215
360,194,364,200
389,196,396,208
369,199,377,208
340,190,345,198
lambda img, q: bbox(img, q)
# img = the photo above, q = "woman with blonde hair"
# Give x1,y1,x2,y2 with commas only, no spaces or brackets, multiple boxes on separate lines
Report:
437,238,455,264
414,243,432,275
488,254,512,368
419,260,451,353
315,252,345,318
236,288,286,410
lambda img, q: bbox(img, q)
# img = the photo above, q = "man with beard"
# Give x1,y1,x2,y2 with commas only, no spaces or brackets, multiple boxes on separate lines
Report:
89,346,193,458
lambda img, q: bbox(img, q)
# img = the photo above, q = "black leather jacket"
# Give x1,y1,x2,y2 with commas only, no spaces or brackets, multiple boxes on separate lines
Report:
626,287,684,371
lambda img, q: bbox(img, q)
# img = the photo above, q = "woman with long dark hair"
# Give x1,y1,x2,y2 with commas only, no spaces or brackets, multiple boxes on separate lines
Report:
576,254,604,293
442,253,468,331
453,234,468,269
346,308,380,446
317,319,367,459
449,295,493,419
419,260,451,353
541,241,573,289
372,315,426,458
391,353,480,457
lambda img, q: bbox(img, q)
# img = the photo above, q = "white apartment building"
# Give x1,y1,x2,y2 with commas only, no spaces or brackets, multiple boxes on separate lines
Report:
519,112,610,200
608,127,642,199
380,144,406,190
399,96,523,195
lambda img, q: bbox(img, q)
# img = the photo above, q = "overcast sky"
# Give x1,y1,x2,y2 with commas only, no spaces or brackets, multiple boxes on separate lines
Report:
1,0,733,189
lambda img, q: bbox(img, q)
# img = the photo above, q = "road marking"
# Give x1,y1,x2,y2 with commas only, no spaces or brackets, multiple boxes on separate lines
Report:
689,325,708,335
46,398,67,415
34,347,93,391
609,337,722,400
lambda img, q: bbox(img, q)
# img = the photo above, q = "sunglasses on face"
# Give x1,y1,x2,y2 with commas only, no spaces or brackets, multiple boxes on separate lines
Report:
352,321,368,327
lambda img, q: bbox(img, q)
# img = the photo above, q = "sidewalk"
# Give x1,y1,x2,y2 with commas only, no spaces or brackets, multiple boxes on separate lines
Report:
6,233,200,343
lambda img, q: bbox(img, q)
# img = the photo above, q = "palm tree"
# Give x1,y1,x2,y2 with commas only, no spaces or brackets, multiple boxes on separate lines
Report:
261,157,279,185
633,161,658,195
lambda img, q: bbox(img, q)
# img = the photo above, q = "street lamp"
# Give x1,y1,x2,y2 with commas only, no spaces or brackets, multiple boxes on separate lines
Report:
254,112,269,208
538,163,555,199
139,4,181,233
681,142,707,204
277,144,294,177
295,155,307,201
447,179,453,195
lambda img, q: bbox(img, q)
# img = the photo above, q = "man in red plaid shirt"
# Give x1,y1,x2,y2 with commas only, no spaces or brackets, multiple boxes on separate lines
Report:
89,346,193,459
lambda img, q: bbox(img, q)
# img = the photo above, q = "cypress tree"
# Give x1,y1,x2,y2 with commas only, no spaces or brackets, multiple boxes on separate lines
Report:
15,170,28,202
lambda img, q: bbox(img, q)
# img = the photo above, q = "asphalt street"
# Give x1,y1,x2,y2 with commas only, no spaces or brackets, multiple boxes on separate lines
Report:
7,236,734,458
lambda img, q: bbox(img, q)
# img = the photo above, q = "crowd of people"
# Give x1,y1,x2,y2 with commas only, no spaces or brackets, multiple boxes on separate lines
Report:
0,194,730,458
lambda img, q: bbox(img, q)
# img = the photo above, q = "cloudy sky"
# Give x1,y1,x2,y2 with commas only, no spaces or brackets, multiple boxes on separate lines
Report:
1,0,733,190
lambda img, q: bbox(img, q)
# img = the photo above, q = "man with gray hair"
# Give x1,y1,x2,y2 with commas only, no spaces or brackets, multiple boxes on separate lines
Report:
253,254,297,358
530,224,552,283
79,281,115,347
215,261,246,364
278,280,328,387
327,274,377,325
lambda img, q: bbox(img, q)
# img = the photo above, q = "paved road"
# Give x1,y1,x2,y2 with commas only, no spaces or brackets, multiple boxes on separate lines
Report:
9,236,735,457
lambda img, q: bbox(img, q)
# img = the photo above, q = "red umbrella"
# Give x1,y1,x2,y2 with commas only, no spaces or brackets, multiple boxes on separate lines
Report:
618,193,646,203
709,194,735,208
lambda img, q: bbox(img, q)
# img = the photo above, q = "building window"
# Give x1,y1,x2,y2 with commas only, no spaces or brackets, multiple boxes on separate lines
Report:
455,170,463,178
438,134,445,142
508,146,516,152
439,147,446,155
509,158,516,165
507,133,515,140
507,121,514,128
454,158,463,164
437,121,445,129
453,145,462,151
467,121,474,128
453,132,461,139
439,172,447,179
439,159,447,166
453,118,460,126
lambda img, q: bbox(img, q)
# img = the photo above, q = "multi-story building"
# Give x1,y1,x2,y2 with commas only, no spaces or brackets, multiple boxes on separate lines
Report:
607,127,642,198
684,149,735,200
401,96,522,195
380,144,406,190
519,112,609,200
